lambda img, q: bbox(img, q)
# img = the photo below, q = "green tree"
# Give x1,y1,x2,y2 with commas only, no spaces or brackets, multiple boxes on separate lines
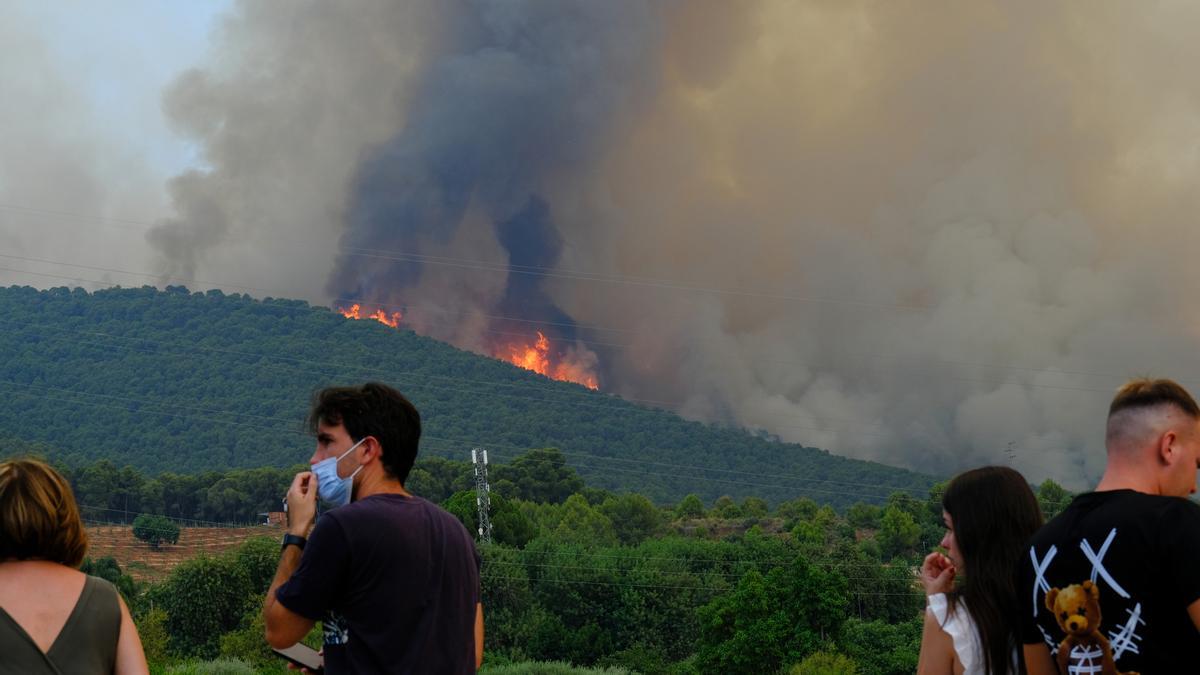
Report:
776,497,819,522
710,496,741,519
444,491,536,547
837,617,921,675
491,448,584,504
135,608,171,667
790,651,858,675
740,496,769,518
600,493,662,546
150,554,253,658
695,557,848,673
552,495,618,547
444,490,480,535
675,494,705,519
478,545,541,660
876,506,919,560
80,556,137,602
132,513,181,549
1037,478,1071,519
846,503,882,530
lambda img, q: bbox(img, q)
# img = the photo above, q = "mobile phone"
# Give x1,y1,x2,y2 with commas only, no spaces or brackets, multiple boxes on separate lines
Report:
272,643,324,673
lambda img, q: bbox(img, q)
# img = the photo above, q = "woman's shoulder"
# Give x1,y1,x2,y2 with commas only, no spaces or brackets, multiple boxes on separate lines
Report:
928,594,977,631
0,560,84,594
82,574,118,592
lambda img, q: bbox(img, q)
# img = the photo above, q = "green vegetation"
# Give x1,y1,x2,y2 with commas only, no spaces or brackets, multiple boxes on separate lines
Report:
93,450,1071,674
0,284,934,507
133,513,181,549
3,286,1076,672
481,664,633,675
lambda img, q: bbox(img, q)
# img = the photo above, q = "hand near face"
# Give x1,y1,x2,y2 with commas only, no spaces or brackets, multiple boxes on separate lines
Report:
920,551,956,596
286,471,318,537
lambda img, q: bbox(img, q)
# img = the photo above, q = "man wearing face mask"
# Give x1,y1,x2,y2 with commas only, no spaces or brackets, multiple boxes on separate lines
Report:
263,382,484,673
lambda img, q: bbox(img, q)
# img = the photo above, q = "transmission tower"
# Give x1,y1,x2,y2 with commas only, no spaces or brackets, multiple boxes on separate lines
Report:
471,448,493,544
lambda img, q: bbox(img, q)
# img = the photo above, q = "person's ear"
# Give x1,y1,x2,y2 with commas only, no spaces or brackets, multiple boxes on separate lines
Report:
362,436,381,463
1159,430,1178,466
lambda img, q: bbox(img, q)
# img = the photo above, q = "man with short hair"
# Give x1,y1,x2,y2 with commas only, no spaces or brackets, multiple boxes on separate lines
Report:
1019,378,1200,673
264,382,483,673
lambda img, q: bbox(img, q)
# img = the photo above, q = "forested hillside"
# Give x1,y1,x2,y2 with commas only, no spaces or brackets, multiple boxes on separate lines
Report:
0,285,934,506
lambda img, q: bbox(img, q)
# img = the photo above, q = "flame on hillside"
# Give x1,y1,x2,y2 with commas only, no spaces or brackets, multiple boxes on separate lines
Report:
338,303,402,328
498,331,599,390
336,304,599,389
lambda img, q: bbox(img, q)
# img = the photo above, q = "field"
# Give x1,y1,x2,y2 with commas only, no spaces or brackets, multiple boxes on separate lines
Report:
86,523,282,581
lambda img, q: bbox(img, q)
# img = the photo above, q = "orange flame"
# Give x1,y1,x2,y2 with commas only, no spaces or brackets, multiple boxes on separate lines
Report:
501,331,599,389
339,304,402,328
338,303,598,389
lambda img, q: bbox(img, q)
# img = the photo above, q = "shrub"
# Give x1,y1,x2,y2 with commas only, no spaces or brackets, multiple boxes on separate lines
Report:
133,513,181,549
137,607,172,667
163,659,258,675
790,651,858,675
479,662,632,675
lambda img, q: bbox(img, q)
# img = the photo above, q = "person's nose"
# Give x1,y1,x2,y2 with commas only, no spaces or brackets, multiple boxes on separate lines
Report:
940,533,951,549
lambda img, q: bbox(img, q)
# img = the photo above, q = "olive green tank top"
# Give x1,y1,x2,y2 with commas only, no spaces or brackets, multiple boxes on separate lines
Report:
0,575,120,674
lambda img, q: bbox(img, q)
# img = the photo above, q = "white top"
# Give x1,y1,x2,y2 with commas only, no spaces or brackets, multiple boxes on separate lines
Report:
928,593,984,674
927,593,1018,675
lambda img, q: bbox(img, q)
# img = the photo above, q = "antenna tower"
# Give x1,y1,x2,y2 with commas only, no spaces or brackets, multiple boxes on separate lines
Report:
471,448,493,544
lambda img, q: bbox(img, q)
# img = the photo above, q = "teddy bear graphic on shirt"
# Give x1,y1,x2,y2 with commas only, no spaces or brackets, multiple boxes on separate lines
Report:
1044,580,1137,675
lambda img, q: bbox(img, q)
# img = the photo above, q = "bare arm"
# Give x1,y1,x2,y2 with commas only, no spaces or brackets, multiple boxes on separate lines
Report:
114,594,149,675
264,471,318,649
1189,597,1200,631
1023,643,1058,675
263,545,316,648
916,607,956,675
475,603,484,670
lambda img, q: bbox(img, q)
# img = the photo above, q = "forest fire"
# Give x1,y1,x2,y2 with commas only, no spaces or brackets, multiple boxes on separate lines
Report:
499,331,599,390
337,304,598,389
338,303,402,328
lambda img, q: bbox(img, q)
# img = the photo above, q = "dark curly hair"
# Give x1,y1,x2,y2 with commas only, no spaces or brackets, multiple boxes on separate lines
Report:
307,382,422,484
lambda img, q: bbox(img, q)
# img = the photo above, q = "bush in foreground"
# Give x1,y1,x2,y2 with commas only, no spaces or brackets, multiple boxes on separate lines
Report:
480,661,633,675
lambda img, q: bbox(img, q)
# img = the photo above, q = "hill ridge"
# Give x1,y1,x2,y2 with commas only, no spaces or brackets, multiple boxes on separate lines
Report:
0,284,935,506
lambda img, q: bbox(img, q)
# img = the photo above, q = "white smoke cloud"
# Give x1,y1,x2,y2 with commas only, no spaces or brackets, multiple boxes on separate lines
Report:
0,10,166,291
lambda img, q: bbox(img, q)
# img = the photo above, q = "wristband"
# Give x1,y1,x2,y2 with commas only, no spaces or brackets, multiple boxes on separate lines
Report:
281,533,307,552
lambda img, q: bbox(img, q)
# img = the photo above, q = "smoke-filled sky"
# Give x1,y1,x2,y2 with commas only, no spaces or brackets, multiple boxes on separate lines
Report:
6,0,1200,488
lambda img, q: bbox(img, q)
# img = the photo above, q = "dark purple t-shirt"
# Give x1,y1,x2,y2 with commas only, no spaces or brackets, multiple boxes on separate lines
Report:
276,494,480,674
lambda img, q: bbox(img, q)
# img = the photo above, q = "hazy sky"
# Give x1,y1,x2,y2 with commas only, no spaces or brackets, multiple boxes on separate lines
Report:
0,0,224,287
6,1,1200,489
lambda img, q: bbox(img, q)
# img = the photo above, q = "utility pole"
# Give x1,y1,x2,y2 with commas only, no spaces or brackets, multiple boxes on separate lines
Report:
471,448,493,544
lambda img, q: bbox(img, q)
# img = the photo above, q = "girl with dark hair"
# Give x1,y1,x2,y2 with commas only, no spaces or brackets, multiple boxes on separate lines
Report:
917,466,1044,675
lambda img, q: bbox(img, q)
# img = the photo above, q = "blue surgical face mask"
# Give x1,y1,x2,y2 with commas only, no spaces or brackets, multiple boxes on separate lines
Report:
313,437,366,506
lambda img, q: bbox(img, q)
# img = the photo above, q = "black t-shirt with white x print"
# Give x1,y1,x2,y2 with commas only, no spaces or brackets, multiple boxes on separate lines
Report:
1018,490,1200,673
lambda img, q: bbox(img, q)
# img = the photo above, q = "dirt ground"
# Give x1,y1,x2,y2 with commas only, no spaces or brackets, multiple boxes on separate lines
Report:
85,523,282,582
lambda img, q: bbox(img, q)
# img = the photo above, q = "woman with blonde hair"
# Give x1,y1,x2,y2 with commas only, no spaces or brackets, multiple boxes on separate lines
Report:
917,466,1044,675
0,457,148,674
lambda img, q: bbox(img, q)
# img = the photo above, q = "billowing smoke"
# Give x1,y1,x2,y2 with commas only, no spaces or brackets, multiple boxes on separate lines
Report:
325,1,666,374
0,7,168,291
147,0,1200,488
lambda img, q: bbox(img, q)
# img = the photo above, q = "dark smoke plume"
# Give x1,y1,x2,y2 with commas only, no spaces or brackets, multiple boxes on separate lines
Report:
326,1,669,374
